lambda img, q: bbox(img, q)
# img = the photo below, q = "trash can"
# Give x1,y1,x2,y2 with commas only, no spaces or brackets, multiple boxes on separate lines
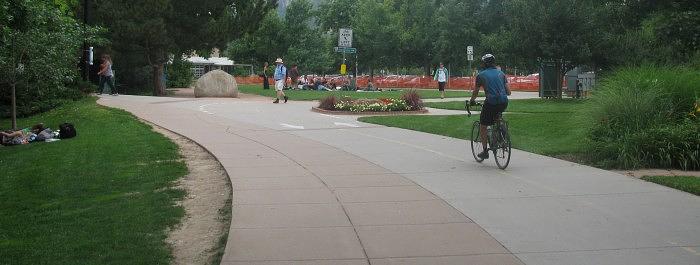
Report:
539,60,562,99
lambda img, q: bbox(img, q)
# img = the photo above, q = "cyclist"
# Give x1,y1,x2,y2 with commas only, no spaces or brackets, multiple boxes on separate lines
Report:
469,54,511,160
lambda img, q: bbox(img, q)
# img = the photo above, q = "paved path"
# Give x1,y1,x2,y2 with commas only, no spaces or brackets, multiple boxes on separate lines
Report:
98,95,700,265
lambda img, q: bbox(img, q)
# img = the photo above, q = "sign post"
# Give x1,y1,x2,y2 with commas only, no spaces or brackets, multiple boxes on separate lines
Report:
337,28,355,88
338,28,353,48
467,45,474,76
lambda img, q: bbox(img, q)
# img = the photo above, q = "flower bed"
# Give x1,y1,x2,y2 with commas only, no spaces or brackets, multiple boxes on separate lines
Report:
335,98,410,112
316,91,426,114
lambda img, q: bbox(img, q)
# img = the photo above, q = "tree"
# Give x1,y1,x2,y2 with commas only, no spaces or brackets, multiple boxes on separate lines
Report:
91,0,277,95
93,0,174,96
432,0,482,76
504,0,597,65
317,0,355,32
0,0,88,128
225,10,286,66
395,0,439,76
284,0,333,73
352,0,400,76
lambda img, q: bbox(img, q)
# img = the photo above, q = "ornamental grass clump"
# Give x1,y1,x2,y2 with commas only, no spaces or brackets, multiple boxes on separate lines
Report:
318,95,337,110
401,90,424,110
587,65,700,170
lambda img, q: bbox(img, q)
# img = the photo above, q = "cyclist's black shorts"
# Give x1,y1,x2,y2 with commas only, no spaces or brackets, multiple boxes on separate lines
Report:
480,101,508,126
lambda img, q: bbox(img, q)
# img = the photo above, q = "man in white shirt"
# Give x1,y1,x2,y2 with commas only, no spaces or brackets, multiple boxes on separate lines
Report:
433,62,449,99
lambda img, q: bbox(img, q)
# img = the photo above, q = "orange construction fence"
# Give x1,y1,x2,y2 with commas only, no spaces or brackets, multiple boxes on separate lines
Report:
235,74,540,92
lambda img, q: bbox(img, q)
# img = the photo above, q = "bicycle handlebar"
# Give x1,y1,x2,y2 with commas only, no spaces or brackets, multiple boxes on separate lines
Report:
465,100,482,117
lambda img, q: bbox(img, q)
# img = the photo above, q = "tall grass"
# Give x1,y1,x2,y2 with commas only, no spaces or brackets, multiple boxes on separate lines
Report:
588,65,700,169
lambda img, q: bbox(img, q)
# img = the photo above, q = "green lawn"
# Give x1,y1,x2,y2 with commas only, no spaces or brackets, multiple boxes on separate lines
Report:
641,176,700,196
359,99,590,157
239,84,479,100
0,98,186,264
425,98,587,113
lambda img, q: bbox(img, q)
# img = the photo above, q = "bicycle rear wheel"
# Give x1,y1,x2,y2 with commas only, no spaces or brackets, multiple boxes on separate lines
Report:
470,121,485,163
493,122,512,169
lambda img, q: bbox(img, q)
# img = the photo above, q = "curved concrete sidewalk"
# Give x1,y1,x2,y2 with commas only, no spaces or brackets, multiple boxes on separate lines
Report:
99,94,700,265
98,96,524,265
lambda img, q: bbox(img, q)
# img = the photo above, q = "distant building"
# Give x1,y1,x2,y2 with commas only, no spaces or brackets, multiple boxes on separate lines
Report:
187,56,234,79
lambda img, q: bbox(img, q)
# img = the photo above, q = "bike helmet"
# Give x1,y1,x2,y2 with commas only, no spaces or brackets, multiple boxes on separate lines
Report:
481,54,496,64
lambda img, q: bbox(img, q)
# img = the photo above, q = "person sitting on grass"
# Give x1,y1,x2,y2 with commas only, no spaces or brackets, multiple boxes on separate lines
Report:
365,76,380,91
314,77,330,91
1,123,45,145
301,75,316,90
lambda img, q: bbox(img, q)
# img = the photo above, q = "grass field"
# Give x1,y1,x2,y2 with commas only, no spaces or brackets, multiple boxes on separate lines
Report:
238,84,480,100
641,176,700,196
425,98,588,113
0,98,186,265
359,99,590,157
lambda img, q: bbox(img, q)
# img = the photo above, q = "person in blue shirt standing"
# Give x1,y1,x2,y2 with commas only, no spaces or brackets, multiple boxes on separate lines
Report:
469,54,511,160
273,58,289,103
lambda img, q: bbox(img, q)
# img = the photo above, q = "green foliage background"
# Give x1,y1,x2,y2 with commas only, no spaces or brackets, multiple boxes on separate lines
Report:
587,65,700,170
228,0,700,76
0,0,100,119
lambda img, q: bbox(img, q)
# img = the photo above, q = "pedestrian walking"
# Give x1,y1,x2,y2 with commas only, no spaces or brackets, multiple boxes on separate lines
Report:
273,58,288,103
262,62,270,90
97,54,116,95
288,64,300,90
433,62,449,99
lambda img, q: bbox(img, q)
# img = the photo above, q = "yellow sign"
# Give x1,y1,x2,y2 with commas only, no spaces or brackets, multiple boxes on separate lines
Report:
340,64,347,75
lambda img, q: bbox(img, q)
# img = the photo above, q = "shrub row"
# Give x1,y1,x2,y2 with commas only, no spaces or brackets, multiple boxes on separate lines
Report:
587,65,700,170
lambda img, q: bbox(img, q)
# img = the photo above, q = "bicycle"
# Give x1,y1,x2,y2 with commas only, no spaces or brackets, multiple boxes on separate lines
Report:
466,100,512,169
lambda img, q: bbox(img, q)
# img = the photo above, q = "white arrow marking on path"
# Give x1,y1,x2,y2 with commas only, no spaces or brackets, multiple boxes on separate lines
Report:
319,113,342,119
334,122,359,128
280,123,305,130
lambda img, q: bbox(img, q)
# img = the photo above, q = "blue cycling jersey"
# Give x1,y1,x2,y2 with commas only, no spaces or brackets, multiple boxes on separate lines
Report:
476,67,508,105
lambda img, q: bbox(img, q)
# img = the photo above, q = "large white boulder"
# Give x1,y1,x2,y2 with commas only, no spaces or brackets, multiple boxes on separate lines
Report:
194,70,239,98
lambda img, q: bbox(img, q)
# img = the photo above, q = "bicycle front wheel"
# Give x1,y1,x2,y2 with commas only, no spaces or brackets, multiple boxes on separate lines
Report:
493,122,512,169
470,121,485,163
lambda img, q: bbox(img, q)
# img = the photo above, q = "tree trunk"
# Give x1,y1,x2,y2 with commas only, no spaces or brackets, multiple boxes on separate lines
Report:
153,64,165,96
11,82,17,130
425,63,431,77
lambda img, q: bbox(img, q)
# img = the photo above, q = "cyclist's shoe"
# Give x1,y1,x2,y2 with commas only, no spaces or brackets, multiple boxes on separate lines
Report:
478,151,490,160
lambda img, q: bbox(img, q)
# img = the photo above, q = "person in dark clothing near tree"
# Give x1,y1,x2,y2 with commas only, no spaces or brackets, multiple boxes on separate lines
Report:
288,64,300,90
262,62,270,90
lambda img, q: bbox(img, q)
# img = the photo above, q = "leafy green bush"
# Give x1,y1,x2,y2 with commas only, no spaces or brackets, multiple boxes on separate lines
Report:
166,58,193,88
0,0,96,118
588,66,700,169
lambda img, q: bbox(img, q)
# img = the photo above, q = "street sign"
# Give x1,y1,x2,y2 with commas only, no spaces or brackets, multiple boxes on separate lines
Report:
334,47,357,54
339,28,353,48
467,46,473,55
468,54,474,61
88,47,94,65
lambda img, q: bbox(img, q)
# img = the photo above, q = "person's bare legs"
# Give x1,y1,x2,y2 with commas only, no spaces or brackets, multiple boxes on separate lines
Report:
1,131,22,138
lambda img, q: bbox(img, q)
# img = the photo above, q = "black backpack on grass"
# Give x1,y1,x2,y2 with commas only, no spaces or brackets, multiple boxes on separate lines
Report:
59,123,76,139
